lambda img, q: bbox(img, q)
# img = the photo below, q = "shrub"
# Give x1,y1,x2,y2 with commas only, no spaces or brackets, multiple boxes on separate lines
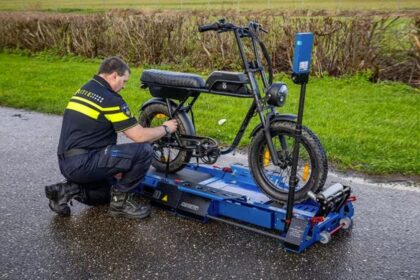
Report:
0,10,418,86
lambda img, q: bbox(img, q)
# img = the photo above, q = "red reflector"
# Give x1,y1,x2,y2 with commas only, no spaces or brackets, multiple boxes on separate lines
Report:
222,167,233,173
174,178,182,184
347,196,357,202
310,216,325,224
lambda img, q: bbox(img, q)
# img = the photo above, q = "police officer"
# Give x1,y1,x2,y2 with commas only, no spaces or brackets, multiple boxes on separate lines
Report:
45,57,177,219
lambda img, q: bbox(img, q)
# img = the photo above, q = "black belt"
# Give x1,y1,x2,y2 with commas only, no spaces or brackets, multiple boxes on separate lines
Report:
59,148,90,160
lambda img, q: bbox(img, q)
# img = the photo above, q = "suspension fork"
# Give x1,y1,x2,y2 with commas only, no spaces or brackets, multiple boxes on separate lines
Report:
279,135,289,160
248,81,280,166
261,112,281,166
232,29,281,166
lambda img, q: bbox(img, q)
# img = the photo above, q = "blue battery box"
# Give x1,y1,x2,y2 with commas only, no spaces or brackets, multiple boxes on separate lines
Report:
292,32,314,75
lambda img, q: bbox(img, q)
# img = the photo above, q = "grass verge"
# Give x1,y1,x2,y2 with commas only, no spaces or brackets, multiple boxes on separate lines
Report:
0,51,419,175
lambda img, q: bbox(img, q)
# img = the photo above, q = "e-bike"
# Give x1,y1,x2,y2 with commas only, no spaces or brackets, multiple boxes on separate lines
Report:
139,19,328,202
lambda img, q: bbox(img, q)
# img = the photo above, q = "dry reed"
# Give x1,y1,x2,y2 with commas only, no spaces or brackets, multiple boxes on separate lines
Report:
0,10,418,86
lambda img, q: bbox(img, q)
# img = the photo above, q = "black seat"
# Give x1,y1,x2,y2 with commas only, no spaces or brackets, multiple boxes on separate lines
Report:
141,69,205,89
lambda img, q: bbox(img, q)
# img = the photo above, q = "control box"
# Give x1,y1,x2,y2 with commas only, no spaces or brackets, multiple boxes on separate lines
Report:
292,32,314,75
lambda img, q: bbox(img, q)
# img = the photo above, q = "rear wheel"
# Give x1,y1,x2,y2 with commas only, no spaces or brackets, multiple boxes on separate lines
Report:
139,103,193,173
248,121,327,203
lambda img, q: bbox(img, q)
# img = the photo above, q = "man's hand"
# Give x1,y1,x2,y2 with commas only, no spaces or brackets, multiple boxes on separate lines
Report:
123,119,178,143
163,119,178,133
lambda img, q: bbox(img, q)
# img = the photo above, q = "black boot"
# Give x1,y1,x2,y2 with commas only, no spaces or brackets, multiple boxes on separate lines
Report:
45,181,81,216
109,187,151,219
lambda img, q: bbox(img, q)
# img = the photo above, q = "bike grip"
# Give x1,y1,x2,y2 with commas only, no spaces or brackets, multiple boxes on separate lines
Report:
198,23,219,32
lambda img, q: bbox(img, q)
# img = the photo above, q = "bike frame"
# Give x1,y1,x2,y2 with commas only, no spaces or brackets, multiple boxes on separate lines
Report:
160,23,282,164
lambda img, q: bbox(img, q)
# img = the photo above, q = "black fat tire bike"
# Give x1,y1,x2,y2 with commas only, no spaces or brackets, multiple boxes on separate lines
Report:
139,19,328,203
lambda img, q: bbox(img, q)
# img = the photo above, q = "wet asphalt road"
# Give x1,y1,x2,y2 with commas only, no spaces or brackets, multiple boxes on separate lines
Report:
0,107,419,280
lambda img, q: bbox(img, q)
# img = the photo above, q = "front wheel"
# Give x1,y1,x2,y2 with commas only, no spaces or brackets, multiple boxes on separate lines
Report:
248,121,328,203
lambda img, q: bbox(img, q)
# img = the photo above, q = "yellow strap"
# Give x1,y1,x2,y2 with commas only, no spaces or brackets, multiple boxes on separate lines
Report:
71,96,120,112
104,112,130,123
66,102,100,120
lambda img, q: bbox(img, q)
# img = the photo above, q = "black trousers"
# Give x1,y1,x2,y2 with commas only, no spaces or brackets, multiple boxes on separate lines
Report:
58,143,153,206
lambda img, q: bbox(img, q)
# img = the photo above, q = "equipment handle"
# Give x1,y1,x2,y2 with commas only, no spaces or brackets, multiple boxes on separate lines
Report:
198,22,220,32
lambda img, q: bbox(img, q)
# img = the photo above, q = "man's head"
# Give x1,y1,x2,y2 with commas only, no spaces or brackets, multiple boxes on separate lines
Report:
98,57,131,93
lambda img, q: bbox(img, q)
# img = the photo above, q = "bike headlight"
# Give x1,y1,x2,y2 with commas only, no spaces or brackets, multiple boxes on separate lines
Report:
266,82,288,107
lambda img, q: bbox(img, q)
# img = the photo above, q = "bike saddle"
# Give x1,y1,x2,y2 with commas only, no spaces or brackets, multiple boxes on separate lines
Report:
141,69,205,89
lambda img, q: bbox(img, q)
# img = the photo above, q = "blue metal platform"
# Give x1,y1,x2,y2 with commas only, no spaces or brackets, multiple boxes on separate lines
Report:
139,163,355,253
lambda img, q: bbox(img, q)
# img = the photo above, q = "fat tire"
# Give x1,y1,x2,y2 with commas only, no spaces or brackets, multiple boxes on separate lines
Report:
139,103,193,173
248,121,328,203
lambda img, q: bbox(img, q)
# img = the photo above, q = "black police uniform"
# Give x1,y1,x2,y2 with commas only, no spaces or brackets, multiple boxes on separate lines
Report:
57,75,153,205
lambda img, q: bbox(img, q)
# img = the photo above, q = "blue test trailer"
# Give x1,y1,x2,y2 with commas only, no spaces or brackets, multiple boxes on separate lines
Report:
139,163,355,253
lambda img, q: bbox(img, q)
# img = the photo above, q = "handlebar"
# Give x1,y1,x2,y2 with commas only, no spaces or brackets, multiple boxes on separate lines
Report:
198,20,236,33
198,19,273,85
198,22,221,33
198,19,267,35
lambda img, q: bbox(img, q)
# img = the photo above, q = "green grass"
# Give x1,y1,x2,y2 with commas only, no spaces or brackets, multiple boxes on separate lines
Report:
0,0,419,11
0,51,419,175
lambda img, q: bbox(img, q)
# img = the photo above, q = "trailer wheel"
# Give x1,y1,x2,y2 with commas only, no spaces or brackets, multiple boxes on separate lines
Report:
340,217,353,230
319,231,332,244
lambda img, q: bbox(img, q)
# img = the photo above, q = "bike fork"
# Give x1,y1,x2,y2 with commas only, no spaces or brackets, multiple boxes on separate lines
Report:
260,112,281,166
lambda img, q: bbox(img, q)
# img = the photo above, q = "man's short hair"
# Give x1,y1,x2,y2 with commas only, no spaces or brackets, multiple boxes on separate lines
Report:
98,57,131,76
